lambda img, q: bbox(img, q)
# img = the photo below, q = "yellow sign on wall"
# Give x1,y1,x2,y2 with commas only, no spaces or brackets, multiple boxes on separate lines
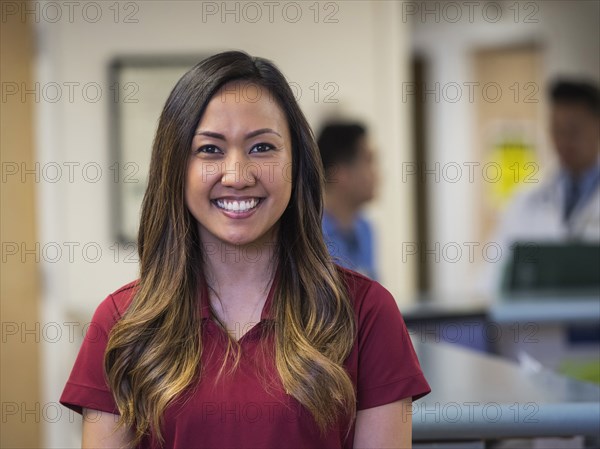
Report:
487,138,537,207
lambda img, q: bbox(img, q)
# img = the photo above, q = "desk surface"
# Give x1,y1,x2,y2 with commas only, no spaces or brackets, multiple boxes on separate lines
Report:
403,295,600,325
412,340,600,440
490,296,600,324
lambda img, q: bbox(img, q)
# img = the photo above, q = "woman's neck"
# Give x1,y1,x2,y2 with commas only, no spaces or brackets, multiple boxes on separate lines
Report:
200,231,278,339
201,232,277,297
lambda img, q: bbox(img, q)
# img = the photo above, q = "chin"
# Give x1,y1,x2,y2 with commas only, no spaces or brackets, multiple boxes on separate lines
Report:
219,237,249,247
219,232,261,247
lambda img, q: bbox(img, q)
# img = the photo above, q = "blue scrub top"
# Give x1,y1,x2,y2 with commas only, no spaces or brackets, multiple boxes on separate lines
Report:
322,210,377,280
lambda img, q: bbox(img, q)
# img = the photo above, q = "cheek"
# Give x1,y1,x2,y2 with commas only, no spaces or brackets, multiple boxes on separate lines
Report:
281,164,293,196
185,167,198,198
258,162,292,191
271,172,292,212
281,179,293,204
185,165,212,207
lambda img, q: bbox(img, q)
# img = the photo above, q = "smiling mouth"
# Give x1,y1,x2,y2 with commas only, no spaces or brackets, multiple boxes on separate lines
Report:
212,198,263,213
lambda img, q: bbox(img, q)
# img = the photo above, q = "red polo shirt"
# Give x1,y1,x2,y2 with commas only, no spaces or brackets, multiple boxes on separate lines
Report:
60,268,430,448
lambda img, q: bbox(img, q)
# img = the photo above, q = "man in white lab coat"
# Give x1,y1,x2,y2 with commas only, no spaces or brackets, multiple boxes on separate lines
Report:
481,79,600,298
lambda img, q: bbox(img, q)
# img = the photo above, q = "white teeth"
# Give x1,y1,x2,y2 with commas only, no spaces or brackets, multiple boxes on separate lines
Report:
215,198,259,212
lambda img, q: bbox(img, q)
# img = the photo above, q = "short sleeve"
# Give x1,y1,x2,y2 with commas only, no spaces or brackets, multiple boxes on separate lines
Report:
356,281,431,410
59,294,122,415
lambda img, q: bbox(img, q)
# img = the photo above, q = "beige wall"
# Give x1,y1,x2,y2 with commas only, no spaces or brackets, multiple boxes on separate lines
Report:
473,45,543,243
0,5,42,447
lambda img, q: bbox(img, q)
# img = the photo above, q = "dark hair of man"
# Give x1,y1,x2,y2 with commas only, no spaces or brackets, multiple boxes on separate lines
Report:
317,123,367,177
550,79,600,116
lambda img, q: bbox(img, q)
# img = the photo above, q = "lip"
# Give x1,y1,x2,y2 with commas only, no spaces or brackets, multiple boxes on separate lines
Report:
211,197,264,219
212,196,262,201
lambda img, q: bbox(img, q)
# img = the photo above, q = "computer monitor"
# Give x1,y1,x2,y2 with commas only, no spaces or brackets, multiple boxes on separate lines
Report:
503,242,600,295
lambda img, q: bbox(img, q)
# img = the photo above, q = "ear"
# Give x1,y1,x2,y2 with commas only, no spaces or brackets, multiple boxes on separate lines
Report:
326,164,349,185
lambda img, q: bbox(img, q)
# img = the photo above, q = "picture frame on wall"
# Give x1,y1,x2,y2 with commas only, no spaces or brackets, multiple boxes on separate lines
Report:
109,55,206,244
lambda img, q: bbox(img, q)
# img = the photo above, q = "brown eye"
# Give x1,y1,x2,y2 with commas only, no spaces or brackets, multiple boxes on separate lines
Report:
196,145,222,154
250,143,275,154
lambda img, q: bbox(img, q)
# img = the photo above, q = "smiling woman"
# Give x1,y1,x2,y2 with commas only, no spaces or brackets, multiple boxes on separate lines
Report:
59,51,430,449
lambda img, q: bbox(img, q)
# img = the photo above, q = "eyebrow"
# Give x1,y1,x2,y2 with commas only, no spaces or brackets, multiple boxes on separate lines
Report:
195,128,282,140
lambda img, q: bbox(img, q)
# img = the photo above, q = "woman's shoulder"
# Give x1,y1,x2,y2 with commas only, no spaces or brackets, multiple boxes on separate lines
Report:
89,280,139,330
337,266,399,319
109,279,139,314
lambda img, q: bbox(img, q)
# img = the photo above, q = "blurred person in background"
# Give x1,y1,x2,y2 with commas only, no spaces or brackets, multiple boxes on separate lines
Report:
317,122,378,279
481,79,600,297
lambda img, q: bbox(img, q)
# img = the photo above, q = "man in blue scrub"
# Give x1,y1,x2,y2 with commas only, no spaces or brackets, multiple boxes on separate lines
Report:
317,122,378,279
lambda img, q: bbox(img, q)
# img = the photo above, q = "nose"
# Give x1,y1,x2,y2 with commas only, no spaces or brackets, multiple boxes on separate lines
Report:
220,152,258,188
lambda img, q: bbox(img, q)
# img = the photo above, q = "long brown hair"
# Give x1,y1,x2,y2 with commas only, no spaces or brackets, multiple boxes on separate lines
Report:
104,51,357,446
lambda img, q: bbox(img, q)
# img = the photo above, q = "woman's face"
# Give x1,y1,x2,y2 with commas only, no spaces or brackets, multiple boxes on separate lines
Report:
185,80,293,250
